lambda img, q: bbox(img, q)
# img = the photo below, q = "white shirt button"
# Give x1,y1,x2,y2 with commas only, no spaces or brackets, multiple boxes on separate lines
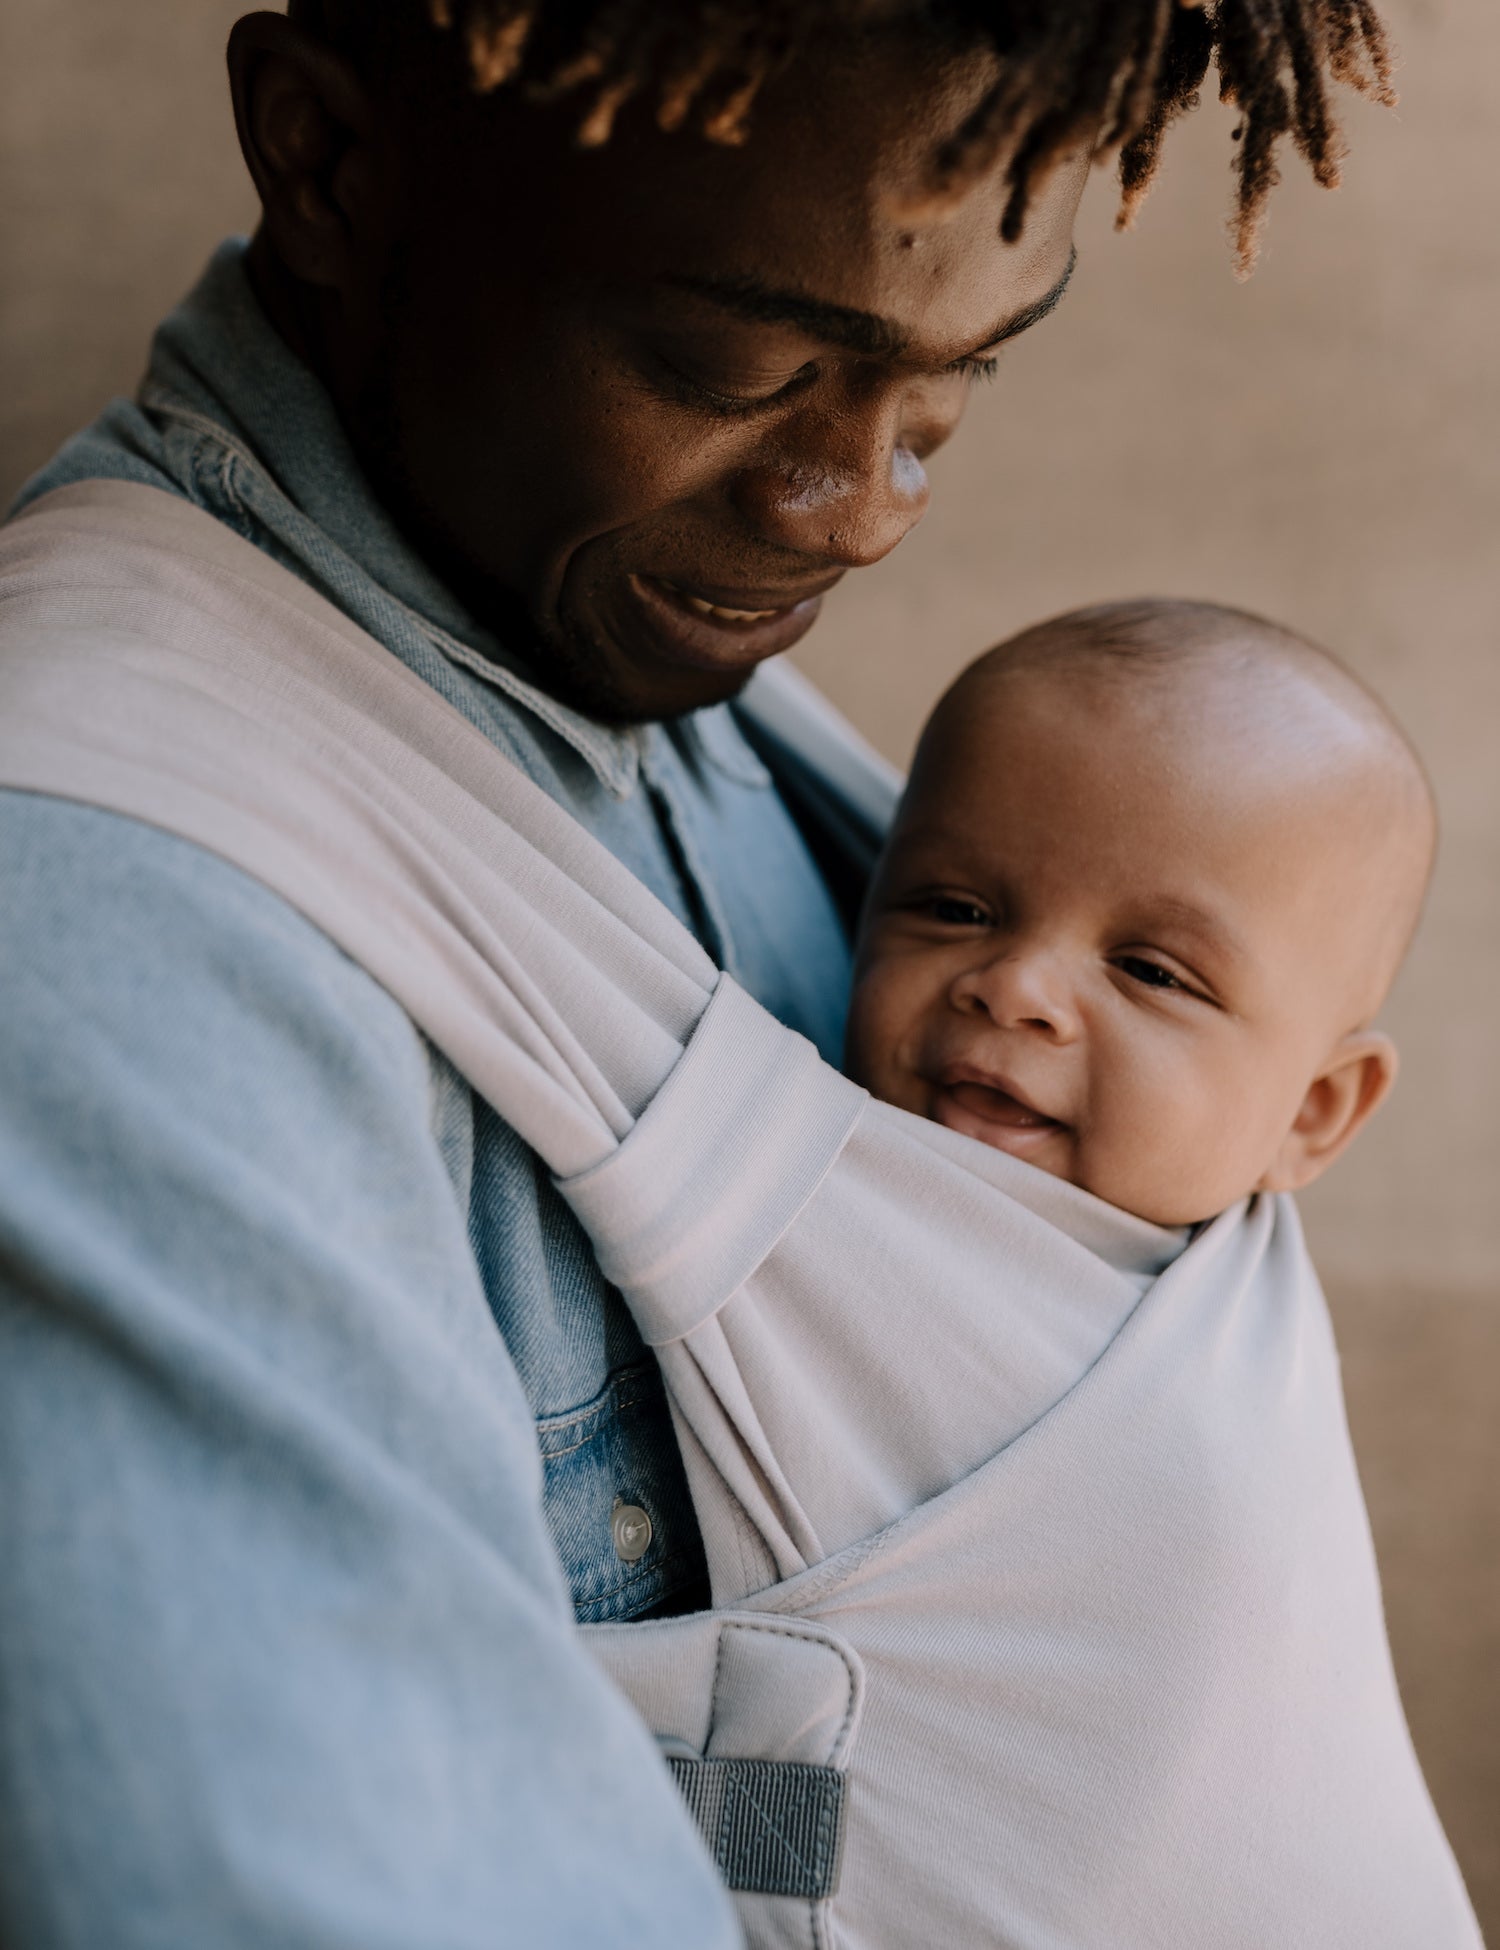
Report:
611,1501,653,1563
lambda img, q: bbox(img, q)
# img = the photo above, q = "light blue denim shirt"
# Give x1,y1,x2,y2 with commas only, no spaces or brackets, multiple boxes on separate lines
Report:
0,242,854,1947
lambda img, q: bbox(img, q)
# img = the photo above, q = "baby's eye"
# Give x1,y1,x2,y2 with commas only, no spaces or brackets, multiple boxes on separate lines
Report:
925,895,992,928
1115,955,1184,992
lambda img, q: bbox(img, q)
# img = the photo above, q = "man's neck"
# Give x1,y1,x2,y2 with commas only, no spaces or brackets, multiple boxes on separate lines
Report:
243,230,335,405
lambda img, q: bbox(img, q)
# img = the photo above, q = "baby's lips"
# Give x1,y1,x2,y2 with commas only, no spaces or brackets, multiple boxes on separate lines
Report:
941,1076,1063,1130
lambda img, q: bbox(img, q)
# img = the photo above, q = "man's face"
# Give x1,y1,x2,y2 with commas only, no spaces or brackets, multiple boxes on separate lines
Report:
327,36,1087,719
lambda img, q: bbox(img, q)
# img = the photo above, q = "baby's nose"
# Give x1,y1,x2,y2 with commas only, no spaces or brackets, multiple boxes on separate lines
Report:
950,948,1081,1040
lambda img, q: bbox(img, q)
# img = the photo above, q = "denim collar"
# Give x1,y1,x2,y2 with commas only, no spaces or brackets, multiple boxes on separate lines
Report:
134,240,766,799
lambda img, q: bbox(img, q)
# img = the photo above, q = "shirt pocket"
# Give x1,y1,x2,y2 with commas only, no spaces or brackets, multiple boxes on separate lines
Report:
535,1360,709,1623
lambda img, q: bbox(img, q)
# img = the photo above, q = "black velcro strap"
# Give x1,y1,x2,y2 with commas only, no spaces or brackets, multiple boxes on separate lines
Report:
667,1756,846,1900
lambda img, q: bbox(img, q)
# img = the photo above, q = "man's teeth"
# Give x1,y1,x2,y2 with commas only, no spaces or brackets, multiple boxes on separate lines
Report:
669,585,783,624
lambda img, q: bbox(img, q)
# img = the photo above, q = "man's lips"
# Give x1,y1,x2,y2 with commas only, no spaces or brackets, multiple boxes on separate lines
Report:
625,572,834,671
654,576,810,624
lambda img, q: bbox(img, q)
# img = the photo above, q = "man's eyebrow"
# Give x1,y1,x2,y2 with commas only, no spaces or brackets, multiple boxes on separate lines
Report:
659,246,1078,364
981,247,1079,350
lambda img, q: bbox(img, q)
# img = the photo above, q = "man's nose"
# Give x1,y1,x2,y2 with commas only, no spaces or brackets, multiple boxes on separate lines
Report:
730,398,931,568
950,947,1081,1042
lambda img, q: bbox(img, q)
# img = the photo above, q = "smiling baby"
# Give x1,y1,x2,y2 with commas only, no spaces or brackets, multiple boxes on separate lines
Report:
846,598,1435,1227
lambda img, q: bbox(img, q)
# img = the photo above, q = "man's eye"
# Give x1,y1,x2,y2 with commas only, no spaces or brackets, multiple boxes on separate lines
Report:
659,356,817,416
1116,955,1184,992
926,895,991,927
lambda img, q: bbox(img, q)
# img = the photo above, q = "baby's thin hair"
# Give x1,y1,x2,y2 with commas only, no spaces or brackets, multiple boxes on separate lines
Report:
986,597,1388,713
980,596,1428,784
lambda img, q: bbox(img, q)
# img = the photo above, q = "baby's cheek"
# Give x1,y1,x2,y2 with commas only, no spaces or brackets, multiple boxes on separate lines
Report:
842,971,874,1076
1075,1066,1227,1226
842,975,892,1093
844,964,922,1106
1088,1103,1252,1227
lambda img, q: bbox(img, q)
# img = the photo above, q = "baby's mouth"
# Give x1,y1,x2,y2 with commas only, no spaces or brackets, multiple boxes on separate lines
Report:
924,1067,1069,1156
943,1079,1062,1130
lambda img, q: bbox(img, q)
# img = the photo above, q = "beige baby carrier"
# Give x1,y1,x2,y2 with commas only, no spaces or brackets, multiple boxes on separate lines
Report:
0,483,1480,1949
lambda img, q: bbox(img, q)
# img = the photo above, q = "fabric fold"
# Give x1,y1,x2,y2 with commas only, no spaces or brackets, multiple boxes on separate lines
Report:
561,977,868,1347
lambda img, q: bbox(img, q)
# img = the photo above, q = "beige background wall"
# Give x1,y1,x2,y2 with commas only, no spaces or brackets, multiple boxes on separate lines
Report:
3,0,1496,1929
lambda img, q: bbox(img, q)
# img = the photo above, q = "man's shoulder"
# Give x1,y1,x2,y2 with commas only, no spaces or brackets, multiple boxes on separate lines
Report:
0,790,428,1102
6,396,188,522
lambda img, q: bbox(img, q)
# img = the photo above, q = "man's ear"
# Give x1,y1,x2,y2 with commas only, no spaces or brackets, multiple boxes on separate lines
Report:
1257,1031,1399,1195
227,12,380,291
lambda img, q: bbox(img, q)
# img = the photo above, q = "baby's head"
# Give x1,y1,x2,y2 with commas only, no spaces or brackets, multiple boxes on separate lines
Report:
846,600,1435,1227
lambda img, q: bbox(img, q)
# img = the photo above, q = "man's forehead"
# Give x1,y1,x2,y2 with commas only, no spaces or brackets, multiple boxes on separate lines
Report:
531,110,1090,374
442,24,1088,329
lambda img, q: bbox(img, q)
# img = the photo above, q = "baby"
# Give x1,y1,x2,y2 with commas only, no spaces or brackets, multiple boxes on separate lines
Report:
580,595,1480,1946
845,595,1436,1227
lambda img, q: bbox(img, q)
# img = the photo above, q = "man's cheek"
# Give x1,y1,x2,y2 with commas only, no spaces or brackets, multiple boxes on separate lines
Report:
527,410,709,538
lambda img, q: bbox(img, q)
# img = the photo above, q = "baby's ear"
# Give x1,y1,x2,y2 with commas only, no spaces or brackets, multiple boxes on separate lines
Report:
1257,1031,1399,1195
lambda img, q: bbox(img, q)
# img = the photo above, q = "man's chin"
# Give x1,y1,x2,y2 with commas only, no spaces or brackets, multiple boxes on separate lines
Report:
443,563,803,722
485,585,774,723
433,583,697,724
540,569,827,723
519,618,758,725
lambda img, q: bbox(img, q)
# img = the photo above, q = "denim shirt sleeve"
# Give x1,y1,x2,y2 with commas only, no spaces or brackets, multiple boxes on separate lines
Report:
0,793,739,1950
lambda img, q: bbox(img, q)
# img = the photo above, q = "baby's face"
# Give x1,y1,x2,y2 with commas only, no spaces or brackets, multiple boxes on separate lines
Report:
846,663,1397,1226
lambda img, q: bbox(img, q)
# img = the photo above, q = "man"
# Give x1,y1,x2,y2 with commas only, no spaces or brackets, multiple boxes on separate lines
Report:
0,4,1391,1943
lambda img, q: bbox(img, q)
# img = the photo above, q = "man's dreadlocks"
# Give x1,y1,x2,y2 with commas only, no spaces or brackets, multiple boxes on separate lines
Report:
421,0,1395,276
